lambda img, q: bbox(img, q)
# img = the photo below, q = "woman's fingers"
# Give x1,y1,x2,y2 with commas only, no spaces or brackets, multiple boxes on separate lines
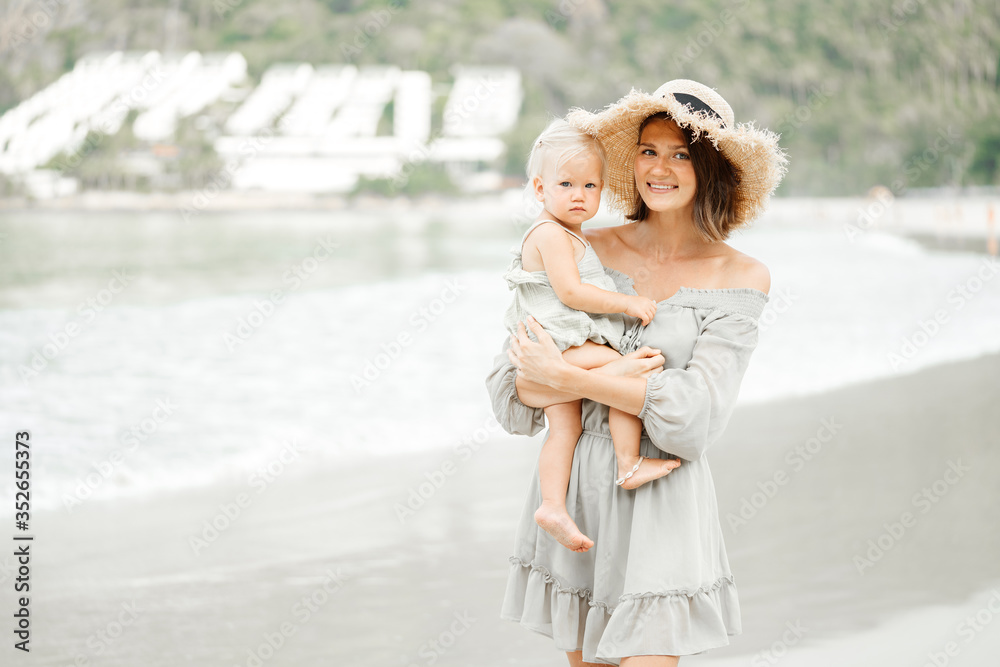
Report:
641,367,664,378
626,346,664,368
640,349,665,377
509,331,522,356
525,315,555,347
624,346,660,360
515,320,530,346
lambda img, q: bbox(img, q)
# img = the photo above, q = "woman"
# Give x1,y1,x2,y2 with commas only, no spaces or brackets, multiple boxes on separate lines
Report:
485,79,787,666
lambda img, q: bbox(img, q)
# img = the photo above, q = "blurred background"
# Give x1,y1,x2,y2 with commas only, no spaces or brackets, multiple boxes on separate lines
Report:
0,1,998,665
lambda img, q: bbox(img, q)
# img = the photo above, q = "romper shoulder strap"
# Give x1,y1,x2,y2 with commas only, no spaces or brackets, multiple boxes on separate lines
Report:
522,219,590,247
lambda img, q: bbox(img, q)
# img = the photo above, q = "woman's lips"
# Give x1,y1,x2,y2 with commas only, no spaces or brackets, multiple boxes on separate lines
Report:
647,183,678,192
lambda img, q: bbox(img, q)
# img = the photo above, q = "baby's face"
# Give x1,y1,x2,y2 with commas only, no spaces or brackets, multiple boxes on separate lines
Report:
534,152,603,226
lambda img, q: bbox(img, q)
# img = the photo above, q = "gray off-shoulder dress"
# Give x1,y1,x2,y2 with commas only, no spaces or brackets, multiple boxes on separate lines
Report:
485,266,768,664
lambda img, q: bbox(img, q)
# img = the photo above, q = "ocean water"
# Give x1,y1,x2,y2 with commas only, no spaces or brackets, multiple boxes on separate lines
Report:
1,204,998,510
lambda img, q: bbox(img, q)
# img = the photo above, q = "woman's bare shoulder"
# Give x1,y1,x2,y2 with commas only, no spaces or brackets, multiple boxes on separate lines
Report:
721,247,771,295
583,225,628,256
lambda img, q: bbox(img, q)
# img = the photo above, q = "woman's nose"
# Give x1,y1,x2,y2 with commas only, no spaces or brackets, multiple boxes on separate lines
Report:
650,157,671,175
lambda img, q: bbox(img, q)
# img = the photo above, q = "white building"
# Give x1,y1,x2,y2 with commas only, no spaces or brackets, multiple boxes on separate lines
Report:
0,51,522,196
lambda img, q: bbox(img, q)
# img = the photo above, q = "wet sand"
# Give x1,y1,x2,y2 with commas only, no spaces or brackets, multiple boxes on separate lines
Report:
23,352,1000,666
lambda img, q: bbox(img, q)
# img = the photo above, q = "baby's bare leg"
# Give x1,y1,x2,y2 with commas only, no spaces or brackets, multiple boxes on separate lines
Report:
610,408,681,490
535,401,594,553
518,342,624,408
562,340,623,369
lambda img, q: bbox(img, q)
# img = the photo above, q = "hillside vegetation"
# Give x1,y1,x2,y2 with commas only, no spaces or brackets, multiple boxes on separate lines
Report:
1,0,998,194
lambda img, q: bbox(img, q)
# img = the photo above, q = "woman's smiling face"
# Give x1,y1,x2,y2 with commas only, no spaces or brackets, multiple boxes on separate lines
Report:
634,117,697,215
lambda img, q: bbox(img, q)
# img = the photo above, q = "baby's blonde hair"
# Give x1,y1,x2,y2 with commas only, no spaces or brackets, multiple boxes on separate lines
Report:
527,118,607,183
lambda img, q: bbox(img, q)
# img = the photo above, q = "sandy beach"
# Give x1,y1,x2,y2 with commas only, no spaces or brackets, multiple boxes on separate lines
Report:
3,4,999,666
19,350,999,666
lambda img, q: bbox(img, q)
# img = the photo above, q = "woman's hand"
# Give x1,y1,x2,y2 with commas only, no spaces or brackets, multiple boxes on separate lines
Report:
509,316,567,388
595,346,665,378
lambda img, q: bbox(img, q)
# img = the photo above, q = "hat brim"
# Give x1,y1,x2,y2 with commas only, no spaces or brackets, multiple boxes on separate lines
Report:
566,89,788,227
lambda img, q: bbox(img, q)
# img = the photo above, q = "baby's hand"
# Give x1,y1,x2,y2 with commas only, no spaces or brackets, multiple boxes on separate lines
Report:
624,295,658,325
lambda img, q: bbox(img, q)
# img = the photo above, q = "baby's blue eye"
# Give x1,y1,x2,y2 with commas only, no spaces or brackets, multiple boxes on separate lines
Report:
585,183,597,188
559,181,571,187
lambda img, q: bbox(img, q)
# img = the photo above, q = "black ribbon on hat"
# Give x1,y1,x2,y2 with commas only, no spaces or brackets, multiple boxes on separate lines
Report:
669,92,725,127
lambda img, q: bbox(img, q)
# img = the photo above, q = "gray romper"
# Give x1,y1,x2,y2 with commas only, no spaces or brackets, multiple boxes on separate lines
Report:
486,266,769,663
502,220,626,353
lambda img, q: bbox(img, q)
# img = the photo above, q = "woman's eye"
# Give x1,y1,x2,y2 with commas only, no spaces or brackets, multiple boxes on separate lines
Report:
642,149,656,156
674,152,690,160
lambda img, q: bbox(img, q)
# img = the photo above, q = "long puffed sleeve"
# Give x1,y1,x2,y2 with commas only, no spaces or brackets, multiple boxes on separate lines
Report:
485,337,546,436
638,309,759,462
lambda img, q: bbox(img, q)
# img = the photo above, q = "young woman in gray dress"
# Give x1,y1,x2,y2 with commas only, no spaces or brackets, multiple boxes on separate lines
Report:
486,79,787,666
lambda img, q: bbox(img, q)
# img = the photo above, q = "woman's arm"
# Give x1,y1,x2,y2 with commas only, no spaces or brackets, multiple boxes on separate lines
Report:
510,318,664,414
485,336,546,436
635,310,760,462
512,310,761,463
514,342,665,408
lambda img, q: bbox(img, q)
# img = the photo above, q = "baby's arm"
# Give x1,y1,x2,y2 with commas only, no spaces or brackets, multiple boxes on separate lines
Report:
530,225,658,325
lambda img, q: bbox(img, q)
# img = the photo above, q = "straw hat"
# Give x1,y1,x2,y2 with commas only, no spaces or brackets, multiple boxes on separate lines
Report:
566,79,788,227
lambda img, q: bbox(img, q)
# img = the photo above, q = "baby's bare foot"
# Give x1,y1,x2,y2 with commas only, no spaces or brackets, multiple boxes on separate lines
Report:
616,456,681,490
534,504,594,552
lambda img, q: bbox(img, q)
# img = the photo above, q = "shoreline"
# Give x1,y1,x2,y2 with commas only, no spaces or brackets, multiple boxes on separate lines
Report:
3,192,996,259
26,350,1000,665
